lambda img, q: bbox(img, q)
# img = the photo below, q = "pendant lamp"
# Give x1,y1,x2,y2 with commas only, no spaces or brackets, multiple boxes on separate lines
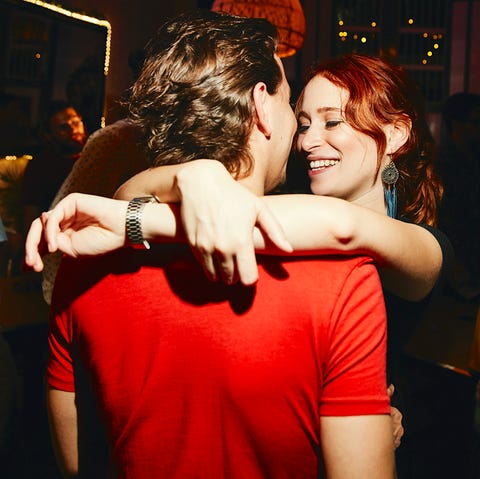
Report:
211,0,306,58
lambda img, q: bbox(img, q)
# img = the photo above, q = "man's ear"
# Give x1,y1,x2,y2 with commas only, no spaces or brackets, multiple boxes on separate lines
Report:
252,82,272,138
385,116,411,154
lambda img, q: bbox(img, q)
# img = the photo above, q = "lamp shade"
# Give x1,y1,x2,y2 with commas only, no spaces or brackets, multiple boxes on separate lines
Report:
211,0,306,58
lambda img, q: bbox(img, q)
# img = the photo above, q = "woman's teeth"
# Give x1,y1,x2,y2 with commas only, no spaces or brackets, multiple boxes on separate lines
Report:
309,159,340,169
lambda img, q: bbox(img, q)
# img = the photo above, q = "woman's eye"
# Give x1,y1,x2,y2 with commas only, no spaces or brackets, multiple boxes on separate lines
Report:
297,124,309,133
325,120,343,129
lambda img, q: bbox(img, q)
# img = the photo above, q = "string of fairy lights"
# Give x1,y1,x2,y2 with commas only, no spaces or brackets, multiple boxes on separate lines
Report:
17,0,112,129
21,0,111,76
336,15,445,66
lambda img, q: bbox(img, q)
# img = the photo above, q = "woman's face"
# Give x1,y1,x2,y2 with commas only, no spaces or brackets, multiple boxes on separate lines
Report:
296,75,385,209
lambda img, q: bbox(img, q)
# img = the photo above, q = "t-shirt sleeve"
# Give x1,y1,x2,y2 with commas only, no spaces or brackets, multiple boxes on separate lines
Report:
320,257,390,416
417,224,454,298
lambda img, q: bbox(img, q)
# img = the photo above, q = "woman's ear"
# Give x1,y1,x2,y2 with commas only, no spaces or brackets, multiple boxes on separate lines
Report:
385,116,412,155
252,82,272,138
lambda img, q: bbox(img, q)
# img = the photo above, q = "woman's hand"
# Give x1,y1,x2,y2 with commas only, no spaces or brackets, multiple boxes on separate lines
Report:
25,193,128,272
388,384,404,449
175,160,292,285
24,160,293,285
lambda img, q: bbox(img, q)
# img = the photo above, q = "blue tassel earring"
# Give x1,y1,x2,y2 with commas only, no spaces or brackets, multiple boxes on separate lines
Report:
382,160,399,218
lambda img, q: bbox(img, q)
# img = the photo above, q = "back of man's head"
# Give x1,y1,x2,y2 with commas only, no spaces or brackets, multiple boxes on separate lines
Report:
128,10,282,178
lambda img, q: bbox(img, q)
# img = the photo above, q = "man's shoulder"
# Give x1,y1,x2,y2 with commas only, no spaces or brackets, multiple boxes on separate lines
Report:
259,253,375,274
55,245,192,294
257,254,379,296
52,248,140,314
58,247,158,278
86,119,140,147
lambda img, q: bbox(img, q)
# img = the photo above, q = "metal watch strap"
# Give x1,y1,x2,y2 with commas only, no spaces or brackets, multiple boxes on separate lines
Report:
125,196,160,249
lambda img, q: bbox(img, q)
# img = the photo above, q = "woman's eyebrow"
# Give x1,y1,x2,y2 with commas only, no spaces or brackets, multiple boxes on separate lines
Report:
296,106,343,118
315,106,343,113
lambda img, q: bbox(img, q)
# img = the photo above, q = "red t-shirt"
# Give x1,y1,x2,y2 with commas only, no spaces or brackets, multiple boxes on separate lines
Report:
48,246,389,478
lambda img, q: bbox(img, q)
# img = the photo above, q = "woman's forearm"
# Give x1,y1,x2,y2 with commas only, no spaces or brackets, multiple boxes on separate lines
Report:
261,194,443,301
142,202,185,241
141,182,443,300
114,160,225,202
26,189,442,301
114,159,443,300
115,164,184,201
128,187,443,300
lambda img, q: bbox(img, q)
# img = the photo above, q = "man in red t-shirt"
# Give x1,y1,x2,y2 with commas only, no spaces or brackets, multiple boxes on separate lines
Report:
45,11,393,479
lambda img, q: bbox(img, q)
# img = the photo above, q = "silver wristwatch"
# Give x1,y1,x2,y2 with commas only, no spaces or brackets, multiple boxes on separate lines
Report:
125,195,160,249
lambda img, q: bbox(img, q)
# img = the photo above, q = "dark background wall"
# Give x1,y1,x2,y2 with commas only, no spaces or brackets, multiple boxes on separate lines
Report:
1,0,479,130
58,0,480,125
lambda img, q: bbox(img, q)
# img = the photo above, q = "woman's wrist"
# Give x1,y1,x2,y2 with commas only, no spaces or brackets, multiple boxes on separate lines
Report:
141,203,183,242
175,159,231,201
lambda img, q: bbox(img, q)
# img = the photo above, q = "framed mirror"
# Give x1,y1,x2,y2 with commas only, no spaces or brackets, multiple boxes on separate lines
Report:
0,0,110,268
0,0,110,155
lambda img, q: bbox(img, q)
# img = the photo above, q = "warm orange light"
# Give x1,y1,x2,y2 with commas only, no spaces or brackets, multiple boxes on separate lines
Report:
211,0,306,58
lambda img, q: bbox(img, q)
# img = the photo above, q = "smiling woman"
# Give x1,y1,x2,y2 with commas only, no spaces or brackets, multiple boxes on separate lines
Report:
296,76,385,208
295,53,441,225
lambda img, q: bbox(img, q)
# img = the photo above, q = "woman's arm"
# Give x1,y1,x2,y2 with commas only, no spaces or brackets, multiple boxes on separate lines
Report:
260,194,443,301
117,160,443,301
24,191,290,285
24,193,183,272
27,160,444,300
114,164,186,202
115,160,293,285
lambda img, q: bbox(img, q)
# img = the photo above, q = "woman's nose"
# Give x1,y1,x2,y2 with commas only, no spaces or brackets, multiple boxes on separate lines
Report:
299,126,325,152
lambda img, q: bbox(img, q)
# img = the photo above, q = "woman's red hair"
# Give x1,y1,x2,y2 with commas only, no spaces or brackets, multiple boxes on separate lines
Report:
301,54,443,226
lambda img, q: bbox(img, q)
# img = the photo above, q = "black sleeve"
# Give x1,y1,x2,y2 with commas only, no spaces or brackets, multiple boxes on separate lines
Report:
417,223,454,298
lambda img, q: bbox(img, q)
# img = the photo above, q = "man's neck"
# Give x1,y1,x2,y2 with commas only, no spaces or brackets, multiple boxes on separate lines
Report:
238,136,274,196
237,174,265,197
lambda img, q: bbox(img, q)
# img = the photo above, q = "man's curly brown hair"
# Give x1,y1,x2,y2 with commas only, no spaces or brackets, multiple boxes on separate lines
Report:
128,11,282,180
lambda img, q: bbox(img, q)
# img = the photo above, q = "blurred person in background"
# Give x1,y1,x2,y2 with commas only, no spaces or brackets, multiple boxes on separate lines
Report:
437,92,480,300
22,100,87,238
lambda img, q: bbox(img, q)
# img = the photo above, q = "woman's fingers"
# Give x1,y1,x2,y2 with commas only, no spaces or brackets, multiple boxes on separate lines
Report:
24,217,46,271
255,202,293,253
